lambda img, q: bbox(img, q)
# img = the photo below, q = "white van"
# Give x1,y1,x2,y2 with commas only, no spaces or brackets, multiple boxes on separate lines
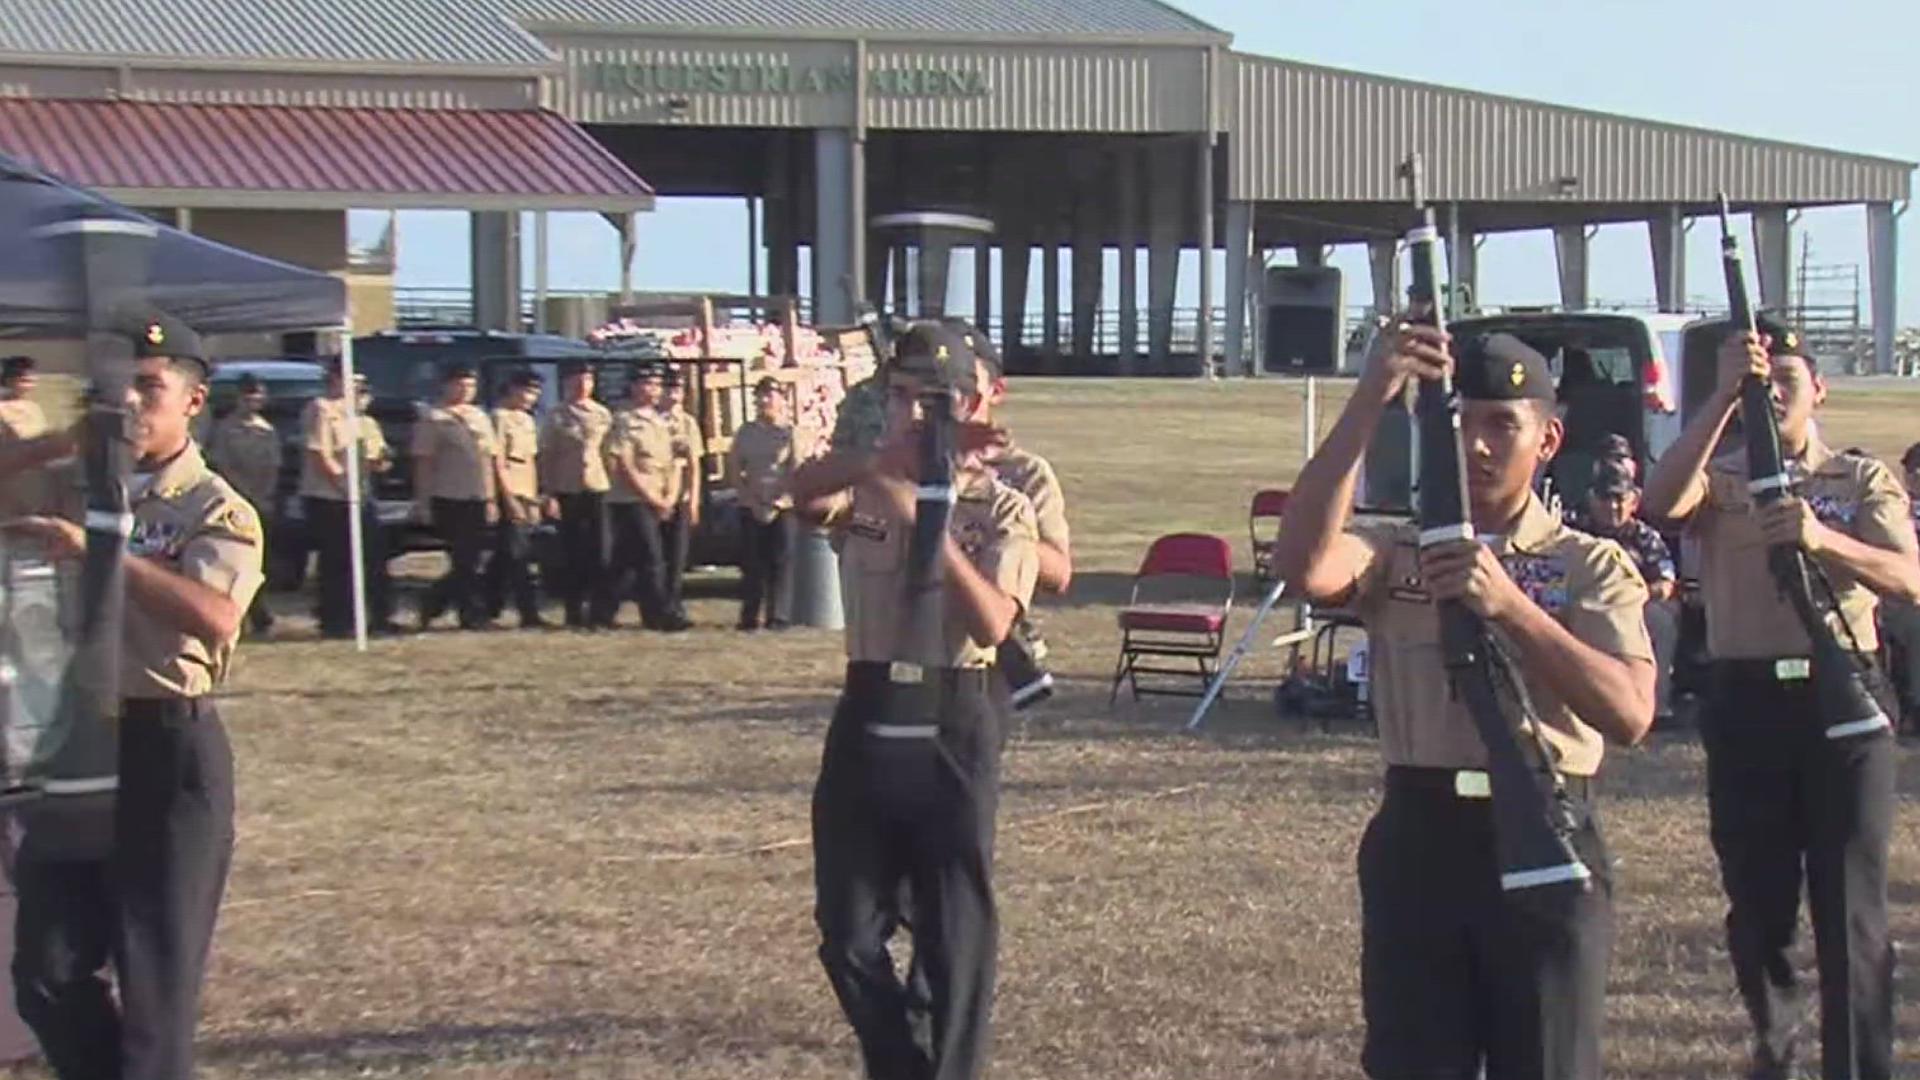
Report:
1360,309,1705,513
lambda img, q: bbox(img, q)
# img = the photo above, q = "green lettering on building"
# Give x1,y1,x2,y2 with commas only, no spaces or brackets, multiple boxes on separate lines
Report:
591,60,989,99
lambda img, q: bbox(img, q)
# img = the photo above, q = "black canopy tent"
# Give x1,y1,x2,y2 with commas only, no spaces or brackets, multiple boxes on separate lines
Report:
0,151,345,334
0,152,382,653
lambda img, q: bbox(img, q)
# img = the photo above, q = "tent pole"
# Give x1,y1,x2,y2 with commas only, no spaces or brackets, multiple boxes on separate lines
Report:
339,323,368,652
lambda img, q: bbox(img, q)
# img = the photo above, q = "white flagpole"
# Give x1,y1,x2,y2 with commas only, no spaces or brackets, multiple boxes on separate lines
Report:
339,323,368,651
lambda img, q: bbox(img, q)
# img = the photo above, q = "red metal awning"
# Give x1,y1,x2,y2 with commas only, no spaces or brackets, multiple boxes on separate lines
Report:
0,99,654,213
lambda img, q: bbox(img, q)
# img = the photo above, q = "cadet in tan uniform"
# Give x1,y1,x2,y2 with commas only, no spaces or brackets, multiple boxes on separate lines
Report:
728,376,794,631
300,365,397,637
799,323,1038,1080
538,360,613,629
1643,317,1919,1080
0,356,50,520
0,311,261,1080
1878,441,1920,733
483,369,546,628
411,362,498,630
208,373,281,635
1272,327,1655,1080
660,367,703,626
603,363,685,632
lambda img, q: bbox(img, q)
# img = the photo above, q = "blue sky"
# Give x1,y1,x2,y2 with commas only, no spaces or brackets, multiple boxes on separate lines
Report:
356,0,1918,326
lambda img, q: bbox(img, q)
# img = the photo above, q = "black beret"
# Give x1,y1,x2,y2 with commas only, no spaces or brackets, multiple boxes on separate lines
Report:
658,365,683,388
1599,433,1634,459
116,308,206,370
0,355,34,382
558,359,591,378
1454,332,1554,402
442,361,477,381
504,367,541,390
632,360,665,379
753,375,782,396
1901,442,1920,470
236,373,266,393
1752,313,1814,365
891,321,981,394
939,317,1001,379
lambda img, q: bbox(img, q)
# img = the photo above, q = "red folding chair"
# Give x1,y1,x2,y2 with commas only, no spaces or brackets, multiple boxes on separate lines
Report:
1249,488,1289,583
1110,533,1236,703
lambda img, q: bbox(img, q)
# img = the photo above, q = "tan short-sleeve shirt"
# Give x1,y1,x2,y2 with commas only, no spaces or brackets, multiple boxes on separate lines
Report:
1681,441,1914,658
729,419,794,522
122,441,265,699
209,413,281,512
670,407,705,496
412,404,496,502
539,400,612,495
0,397,50,517
832,472,1039,667
493,407,539,504
991,443,1070,554
605,407,675,506
1347,495,1653,777
297,396,353,500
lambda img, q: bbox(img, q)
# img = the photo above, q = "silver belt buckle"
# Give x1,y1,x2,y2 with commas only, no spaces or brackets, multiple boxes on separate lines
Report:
1774,658,1812,682
888,661,924,685
1453,770,1492,799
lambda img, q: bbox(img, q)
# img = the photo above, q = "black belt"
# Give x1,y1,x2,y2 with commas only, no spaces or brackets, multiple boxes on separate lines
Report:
844,662,991,740
1385,765,1593,802
122,697,211,722
1711,654,1873,683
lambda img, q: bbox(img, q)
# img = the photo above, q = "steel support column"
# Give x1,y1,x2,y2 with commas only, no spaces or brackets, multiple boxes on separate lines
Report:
1868,201,1900,374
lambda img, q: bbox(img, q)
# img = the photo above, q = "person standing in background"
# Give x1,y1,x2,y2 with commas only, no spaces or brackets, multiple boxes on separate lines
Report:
660,366,703,627
539,361,614,630
208,374,282,636
411,362,498,631
727,376,794,631
485,369,547,629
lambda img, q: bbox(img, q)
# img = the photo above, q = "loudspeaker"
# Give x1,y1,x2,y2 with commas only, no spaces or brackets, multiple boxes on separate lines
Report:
1262,266,1345,374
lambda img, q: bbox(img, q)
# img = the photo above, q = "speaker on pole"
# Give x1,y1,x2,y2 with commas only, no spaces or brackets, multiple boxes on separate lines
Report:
1262,265,1345,374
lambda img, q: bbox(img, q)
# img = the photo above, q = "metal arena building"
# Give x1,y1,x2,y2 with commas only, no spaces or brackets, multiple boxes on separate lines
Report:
0,0,1911,372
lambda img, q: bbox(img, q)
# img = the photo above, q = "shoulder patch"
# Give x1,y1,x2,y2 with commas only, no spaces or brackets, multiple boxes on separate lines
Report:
213,498,262,543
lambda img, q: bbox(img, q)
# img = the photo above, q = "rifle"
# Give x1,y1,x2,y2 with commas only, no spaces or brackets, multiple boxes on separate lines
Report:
1400,154,1591,897
1715,195,1892,740
11,209,155,848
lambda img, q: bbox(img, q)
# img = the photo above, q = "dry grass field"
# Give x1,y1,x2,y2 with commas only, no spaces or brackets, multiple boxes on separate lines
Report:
52,377,1920,1079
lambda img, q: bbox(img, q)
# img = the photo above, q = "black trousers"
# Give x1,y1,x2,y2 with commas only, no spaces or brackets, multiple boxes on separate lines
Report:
737,509,791,628
555,493,608,627
663,505,692,619
483,509,540,623
1702,662,1896,1080
603,501,668,627
1359,768,1612,1080
12,699,235,1080
421,498,488,628
813,664,1003,1080
306,496,392,636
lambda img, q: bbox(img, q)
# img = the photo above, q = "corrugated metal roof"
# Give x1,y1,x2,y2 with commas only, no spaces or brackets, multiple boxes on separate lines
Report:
1228,54,1914,205
507,0,1224,38
0,99,655,211
0,0,558,69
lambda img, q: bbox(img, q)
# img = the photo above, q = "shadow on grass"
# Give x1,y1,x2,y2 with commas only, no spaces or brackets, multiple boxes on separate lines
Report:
200,1012,833,1070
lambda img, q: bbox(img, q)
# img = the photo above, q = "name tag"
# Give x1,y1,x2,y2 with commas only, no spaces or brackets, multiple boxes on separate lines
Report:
1774,658,1812,682
1454,771,1492,799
